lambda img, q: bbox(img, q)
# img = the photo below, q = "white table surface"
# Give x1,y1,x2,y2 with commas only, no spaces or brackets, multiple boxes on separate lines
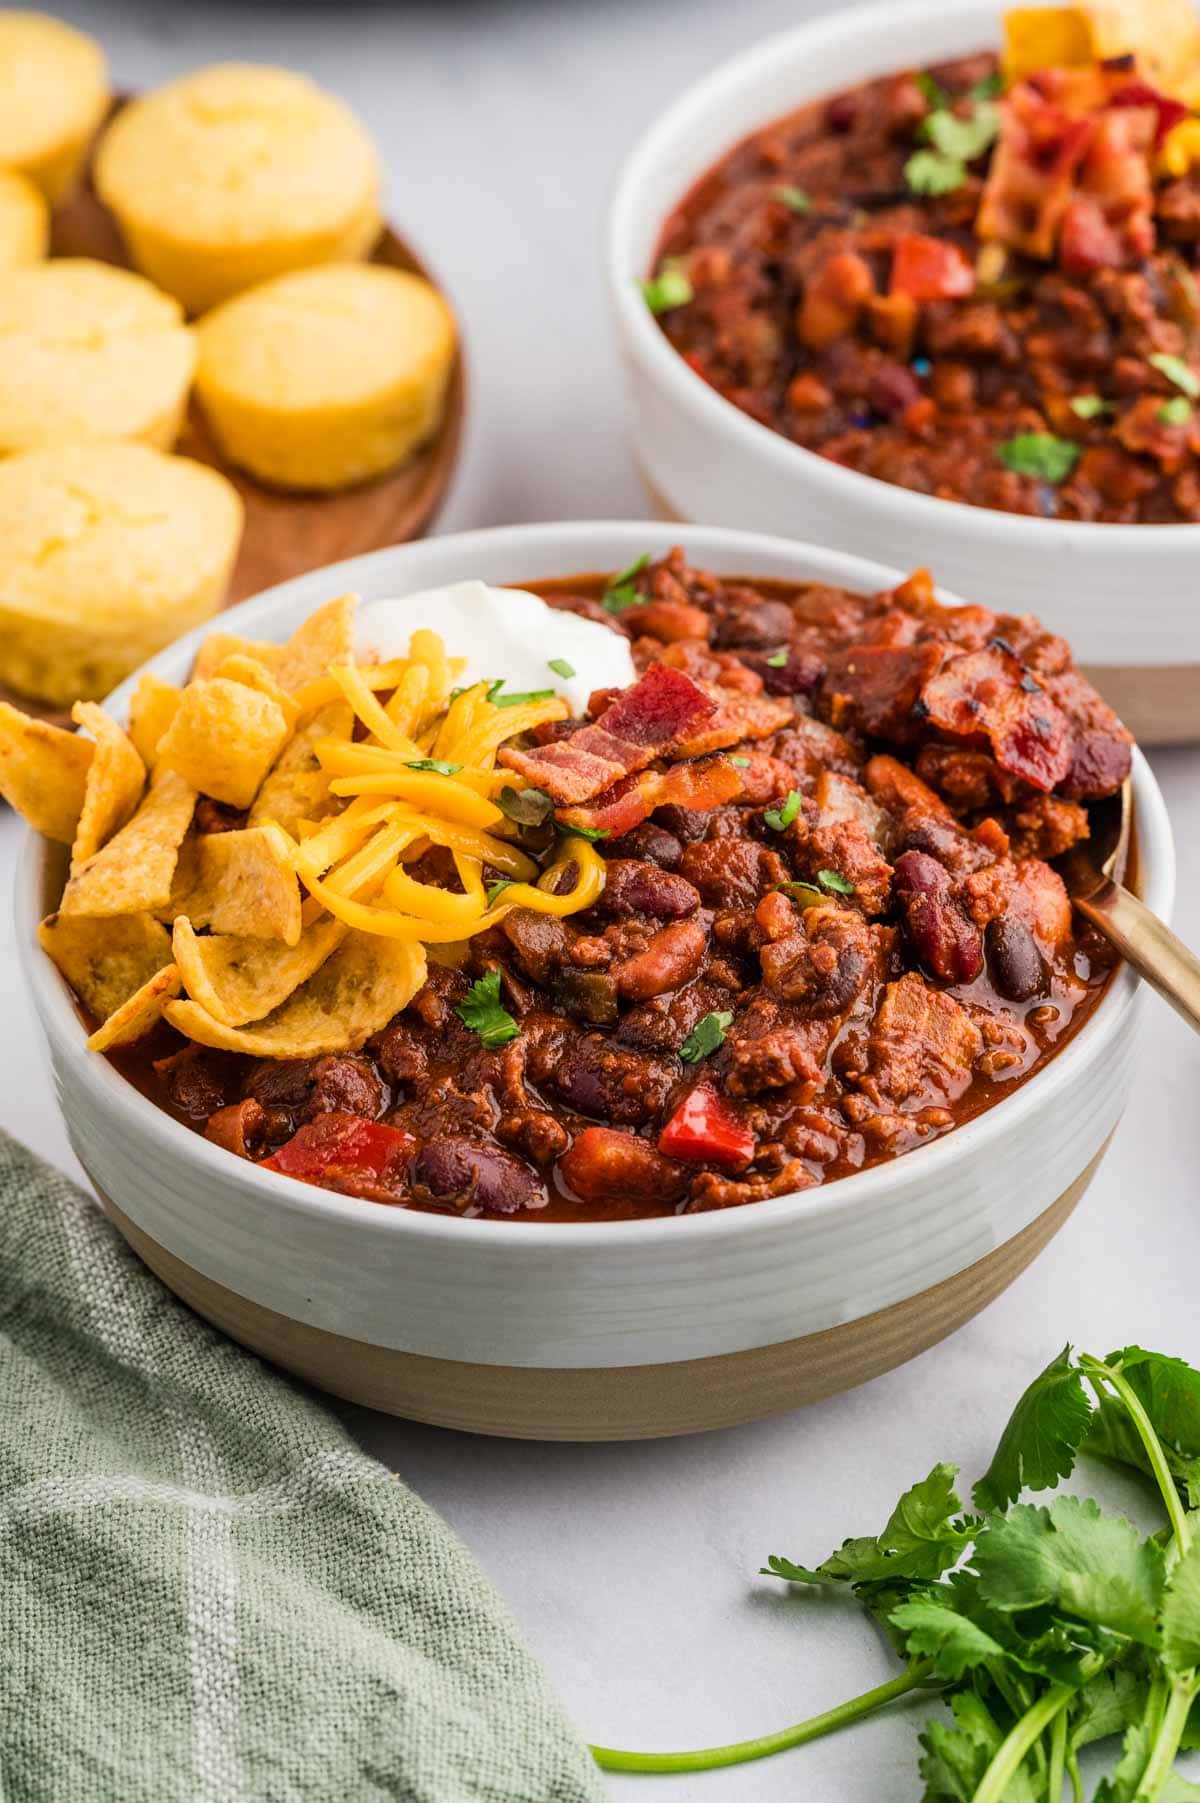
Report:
10,1,1200,1794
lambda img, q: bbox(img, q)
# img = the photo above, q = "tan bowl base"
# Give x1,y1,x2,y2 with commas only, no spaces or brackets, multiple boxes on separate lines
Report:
639,469,1199,747
97,1140,1103,1441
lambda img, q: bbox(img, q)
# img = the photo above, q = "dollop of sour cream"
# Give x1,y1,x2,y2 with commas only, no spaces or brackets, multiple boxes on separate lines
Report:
356,580,636,717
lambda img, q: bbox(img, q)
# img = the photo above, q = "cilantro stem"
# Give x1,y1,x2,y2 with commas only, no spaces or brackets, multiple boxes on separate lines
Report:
1067,1747,1083,1803
1137,1673,1200,1802
1048,1701,1067,1801
971,1685,1072,1803
1081,1356,1192,1554
590,1661,933,1774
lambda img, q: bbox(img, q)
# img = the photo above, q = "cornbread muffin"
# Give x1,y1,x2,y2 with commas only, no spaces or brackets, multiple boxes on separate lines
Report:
0,169,47,268
195,264,456,491
0,443,243,707
0,260,196,455
0,13,109,205
94,64,381,315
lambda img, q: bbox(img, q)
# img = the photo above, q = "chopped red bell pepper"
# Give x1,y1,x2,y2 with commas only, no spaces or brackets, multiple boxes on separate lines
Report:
890,233,976,303
261,1112,415,1200
658,1086,755,1172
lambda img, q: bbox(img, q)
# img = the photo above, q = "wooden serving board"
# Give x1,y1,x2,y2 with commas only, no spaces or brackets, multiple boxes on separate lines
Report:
3,98,465,729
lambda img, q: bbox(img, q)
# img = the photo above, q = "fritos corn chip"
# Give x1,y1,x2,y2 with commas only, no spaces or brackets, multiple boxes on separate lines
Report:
87,962,181,1051
274,593,356,694
39,910,171,1023
191,629,284,683
70,702,145,871
157,676,290,809
127,673,183,769
171,914,346,1027
173,822,301,945
248,701,353,837
61,766,195,917
0,702,93,844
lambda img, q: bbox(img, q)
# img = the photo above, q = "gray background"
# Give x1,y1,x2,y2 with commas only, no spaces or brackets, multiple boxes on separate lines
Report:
2,2,1198,1794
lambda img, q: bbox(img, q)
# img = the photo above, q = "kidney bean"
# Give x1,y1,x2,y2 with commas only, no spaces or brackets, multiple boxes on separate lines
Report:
597,858,700,920
607,823,684,869
986,915,1047,1001
893,848,951,897
712,596,795,650
411,1136,545,1214
612,920,708,1000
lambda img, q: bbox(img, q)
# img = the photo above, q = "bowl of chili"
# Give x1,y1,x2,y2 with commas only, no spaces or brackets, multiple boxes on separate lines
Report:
608,0,1200,744
19,522,1174,1440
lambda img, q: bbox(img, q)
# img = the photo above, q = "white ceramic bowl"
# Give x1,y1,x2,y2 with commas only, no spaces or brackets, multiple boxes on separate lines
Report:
20,523,1174,1438
607,0,1200,743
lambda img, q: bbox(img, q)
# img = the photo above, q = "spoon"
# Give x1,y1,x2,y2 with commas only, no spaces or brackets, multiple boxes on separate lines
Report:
1056,778,1200,1033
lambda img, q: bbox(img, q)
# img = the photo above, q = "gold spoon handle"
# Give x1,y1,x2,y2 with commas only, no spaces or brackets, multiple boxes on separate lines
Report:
1076,882,1200,1035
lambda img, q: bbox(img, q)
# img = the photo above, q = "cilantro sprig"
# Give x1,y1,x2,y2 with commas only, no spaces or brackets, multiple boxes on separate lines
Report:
1149,353,1200,400
905,93,1000,196
591,1342,1200,1797
641,259,694,315
602,553,651,613
455,968,519,1049
403,757,462,775
678,1010,733,1064
997,433,1080,484
764,789,802,832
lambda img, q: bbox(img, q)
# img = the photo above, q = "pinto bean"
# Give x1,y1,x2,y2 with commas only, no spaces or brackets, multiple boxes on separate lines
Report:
558,1127,688,1207
612,920,708,1000
203,1099,267,1158
711,595,794,650
596,859,701,921
986,916,1047,1001
411,1136,545,1215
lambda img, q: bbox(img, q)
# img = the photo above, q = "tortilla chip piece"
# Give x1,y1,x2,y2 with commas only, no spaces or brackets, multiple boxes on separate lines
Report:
247,700,354,837
61,767,196,917
175,823,301,944
87,964,182,1051
157,676,290,809
127,673,183,769
0,702,94,844
274,593,357,694
70,703,146,872
39,909,172,1023
165,930,427,1052
167,928,423,1056
172,913,347,1026
211,653,301,729
191,629,284,683
1003,1,1200,89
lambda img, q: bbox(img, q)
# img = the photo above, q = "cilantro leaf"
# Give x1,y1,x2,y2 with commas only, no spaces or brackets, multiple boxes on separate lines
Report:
915,70,949,111
497,785,554,828
889,1598,1006,1681
679,1010,733,1064
1071,394,1112,420
905,148,967,196
564,822,610,842
970,72,1004,100
641,260,693,315
766,649,789,667
766,1465,973,1589
485,879,514,907
486,680,556,708
783,880,826,908
817,868,855,896
403,757,462,775
1093,1721,1155,1803
455,969,519,1050
1070,1665,1151,1750
764,789,801,832
996,433,1080,484
973,1343,1094,1510
1090,1348,1200,1509
547,657,576,679
729,755,751,768
1162,1537,1200,1676
602,553,651,613
1160,397,1192,426
918,1693,1039,1803
775,185,811,213
1149,352,1200,399
972,1496,1165,1647
923,99,999,164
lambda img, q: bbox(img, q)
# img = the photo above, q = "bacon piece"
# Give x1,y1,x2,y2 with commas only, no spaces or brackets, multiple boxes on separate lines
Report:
557,756,742,839
671,685,793,757
498,665,715,804
919,645,1073,792
1109,80,1188,147
978,83,1095,259
820,643,946,741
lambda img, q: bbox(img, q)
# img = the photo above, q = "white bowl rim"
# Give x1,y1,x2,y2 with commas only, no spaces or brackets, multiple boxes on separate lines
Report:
606,0,1200,551
19,519,1175,1256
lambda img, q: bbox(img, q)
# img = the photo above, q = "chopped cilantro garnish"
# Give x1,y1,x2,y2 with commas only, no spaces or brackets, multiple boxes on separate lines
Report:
775,185,811,213
547,657,576,679
817,868,855,896
486,680,556,708
996,432,1080,483
485,879,514,907
602,552,651,613
729,756,751,768
1069,394,1111,420
564,822,610,842
915,71,949,110
763,789,801,832
403,757,462,775
456,969,519,1049
766,650,789,668
970,71,1004,100
904,148,967,196
1149,352,1200,399
923,98,999,163
679,1010,733,1064
497,785,554,827
1160,395,1193,426
641,259,694,315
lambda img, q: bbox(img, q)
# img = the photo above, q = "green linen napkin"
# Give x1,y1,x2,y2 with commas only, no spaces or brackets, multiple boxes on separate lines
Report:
0,1130,607,1803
